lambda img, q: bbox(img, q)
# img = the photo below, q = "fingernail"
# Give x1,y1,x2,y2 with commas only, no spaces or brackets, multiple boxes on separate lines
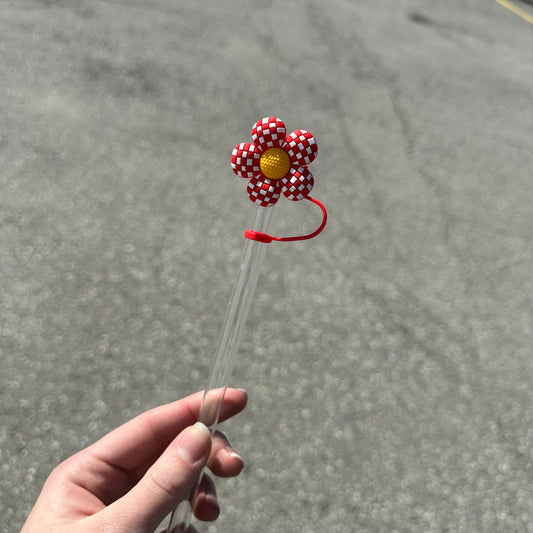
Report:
202,496,220,520
227,450,243,462
177,422,211,464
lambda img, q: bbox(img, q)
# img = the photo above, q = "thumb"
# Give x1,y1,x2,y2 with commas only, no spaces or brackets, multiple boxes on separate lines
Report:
99,422,212,532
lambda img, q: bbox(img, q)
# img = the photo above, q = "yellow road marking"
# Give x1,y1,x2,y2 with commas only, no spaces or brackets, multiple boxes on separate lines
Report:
494,0,533,24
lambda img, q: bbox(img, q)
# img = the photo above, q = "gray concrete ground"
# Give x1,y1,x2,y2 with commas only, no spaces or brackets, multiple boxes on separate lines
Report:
1,1,533,531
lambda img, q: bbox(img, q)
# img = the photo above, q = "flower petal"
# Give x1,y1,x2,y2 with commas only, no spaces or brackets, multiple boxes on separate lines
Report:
251,117,287,151
247,176,282,206
282,166,314,201
231,142,261,178
285,130,317,167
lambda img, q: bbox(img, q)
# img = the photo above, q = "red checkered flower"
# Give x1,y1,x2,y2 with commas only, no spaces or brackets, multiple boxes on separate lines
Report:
231,117,318,207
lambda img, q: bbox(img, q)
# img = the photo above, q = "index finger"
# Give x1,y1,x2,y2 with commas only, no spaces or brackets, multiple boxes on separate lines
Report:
89,388,247,471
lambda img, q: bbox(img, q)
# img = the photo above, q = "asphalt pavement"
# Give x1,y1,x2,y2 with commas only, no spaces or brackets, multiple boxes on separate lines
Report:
2,1,533,532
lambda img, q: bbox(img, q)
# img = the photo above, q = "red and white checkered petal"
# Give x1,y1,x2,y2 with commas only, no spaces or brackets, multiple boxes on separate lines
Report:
247,176,282,207
282,166,314,201
251,117,287,151
231,142,261,178
285,130,317,167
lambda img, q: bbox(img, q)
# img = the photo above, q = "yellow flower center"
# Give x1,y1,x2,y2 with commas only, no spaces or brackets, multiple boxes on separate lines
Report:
260,148,290,180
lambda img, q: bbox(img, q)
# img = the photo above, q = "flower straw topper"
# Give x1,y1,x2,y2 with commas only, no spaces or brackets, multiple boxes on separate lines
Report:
231,116,327,243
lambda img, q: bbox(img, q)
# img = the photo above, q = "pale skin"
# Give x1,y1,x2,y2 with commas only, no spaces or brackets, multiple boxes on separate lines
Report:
21,388,248,533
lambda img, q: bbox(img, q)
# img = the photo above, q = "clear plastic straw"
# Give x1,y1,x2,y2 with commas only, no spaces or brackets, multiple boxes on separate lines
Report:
166,204,274,533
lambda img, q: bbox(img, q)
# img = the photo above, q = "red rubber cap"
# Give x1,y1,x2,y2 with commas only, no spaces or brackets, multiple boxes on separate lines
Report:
244,230,273,243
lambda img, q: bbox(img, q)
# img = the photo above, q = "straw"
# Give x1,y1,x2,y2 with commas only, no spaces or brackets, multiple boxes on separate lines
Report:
166,204,274,533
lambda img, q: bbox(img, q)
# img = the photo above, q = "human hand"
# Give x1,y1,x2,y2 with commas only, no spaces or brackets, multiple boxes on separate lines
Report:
21,388,247,533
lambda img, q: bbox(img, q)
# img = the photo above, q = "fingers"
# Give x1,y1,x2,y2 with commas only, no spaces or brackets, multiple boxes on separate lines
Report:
94,422,212,532
207,430,244,478
193,473,219,521
90,388,247,472
192,431,244,521
78,389,247,530
88,404,247,530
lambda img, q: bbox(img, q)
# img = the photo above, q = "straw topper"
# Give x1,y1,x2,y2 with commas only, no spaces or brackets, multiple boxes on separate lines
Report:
231,116,318,205
166,117,326,533
231,116,327,243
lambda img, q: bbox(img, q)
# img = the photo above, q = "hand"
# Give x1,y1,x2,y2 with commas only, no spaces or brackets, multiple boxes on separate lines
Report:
21,388,248,533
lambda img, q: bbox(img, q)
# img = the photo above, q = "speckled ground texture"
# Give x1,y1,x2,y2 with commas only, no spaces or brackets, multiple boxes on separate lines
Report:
2,1,533,532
